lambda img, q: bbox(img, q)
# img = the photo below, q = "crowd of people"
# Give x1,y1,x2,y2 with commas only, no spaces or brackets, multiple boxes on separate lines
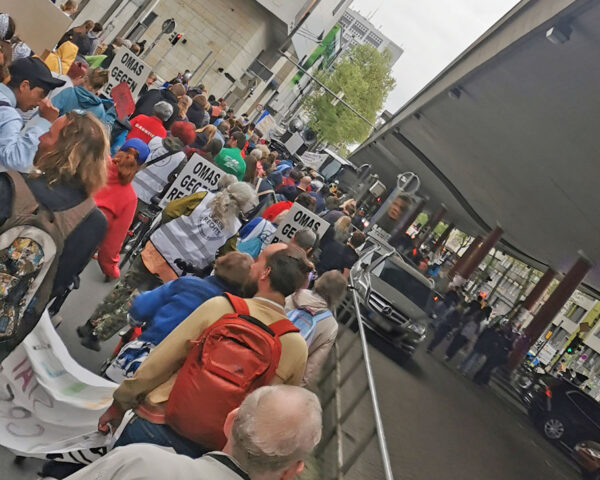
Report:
0,11,375,480
427,291,516,385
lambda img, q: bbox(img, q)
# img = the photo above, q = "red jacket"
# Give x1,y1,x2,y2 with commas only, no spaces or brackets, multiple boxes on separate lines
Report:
127,114,167,143
94,161,138,279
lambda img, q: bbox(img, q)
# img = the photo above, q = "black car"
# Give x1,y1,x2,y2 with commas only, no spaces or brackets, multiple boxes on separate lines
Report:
528,377,600,448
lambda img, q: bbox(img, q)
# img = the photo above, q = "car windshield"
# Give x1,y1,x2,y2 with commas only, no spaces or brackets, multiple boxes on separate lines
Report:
377,260,432,310
319,157,343,181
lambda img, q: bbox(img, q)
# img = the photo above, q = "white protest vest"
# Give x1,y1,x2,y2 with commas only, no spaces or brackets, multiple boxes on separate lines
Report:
150,192,241,274
132,138,186,204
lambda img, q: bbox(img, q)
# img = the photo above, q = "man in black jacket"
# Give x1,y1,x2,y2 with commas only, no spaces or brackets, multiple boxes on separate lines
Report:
132,83,186,129
187,94,210,128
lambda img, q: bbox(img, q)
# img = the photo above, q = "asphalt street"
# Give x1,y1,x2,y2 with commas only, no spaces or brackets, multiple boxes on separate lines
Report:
0,260,584,479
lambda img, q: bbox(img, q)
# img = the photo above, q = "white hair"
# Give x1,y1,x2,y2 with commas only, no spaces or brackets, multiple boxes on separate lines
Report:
232,386,322,476
209,181,257,227
249,148,263,162
217,173,238,191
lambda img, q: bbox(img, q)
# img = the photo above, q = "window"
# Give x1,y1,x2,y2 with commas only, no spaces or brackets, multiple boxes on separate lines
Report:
248,59,273,82
378,261,432,310
351,21,368,37
567,391,600,426
366,32,383,48
341,11,354,26
567,305,587,323
549,329,568,349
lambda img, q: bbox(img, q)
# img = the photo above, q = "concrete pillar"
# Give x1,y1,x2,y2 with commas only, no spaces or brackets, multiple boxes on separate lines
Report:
456,226,503,280
508,254,592,370
449,235,482,278
521,267,556,312
415,205,447,248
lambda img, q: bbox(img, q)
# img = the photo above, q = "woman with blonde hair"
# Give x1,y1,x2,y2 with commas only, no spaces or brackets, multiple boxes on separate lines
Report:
0,111,109,327
60,0,79,16
193,124,216,149
177,95,193,121
52,68,110,121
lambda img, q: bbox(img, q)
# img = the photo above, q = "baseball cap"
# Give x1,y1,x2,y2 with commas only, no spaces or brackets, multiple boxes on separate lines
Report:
120,138,150,165
9,57,65,92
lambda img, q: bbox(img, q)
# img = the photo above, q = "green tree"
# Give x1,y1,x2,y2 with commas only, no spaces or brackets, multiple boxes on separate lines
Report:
302,43,396,147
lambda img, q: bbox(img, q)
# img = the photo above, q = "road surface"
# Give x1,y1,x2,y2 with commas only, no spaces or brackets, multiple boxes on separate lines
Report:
0,261,583,479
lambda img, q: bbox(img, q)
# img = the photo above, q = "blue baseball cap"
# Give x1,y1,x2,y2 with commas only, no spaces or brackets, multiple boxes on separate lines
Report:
120,138,150,165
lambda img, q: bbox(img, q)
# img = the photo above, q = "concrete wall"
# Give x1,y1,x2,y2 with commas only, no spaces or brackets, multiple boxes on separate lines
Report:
140,0,280,98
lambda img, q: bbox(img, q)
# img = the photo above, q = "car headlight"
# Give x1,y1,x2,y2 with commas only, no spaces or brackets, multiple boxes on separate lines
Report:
577,445,600,459
407,322,426,336
355,278,369,298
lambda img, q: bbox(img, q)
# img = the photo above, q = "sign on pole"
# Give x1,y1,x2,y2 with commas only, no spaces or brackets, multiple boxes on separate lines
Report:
160,153,226,207
537,344,557,365
102,47,151,99
271,203,330,244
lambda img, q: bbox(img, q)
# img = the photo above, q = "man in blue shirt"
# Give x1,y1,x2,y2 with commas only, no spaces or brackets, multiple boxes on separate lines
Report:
78,251,252,350
0,57,63,171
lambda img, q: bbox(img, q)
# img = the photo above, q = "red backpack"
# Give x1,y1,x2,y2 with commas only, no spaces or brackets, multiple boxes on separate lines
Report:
165,293,299,450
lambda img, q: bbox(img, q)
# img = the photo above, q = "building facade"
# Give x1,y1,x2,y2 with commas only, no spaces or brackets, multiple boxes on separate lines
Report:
338,8,403,65
268,4,402,122
73,0,318,109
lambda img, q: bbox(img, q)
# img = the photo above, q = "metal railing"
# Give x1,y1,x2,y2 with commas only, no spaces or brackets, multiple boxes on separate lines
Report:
316,275,395,480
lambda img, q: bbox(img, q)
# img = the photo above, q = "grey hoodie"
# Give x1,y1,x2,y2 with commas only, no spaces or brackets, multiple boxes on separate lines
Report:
285,289,338,386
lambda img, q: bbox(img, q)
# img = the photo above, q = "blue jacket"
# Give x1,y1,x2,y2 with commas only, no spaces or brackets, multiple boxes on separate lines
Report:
0,83,51,172
130,275,237,345
52,86,106,121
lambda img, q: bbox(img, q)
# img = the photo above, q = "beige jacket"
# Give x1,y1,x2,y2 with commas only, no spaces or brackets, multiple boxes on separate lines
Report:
286,289,338,386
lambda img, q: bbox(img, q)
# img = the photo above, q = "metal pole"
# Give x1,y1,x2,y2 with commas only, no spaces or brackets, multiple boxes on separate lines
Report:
349,276,395,480
142,30,165,59
191,50,213,83
199,59,217,83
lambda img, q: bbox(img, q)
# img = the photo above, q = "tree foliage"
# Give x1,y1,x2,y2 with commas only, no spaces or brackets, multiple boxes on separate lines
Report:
302,43,396,147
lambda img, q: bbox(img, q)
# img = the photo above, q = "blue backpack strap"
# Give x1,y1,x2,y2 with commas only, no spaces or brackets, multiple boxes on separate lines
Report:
313,310,332,323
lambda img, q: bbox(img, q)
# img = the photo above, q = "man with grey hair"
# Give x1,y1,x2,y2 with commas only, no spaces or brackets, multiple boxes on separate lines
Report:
290,228,318,256
65,387,321,479
126,100,173,143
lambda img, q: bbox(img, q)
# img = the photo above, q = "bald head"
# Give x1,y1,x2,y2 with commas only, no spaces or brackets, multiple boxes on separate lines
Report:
231,385,322,477
262,242,288,258
298,176,312,189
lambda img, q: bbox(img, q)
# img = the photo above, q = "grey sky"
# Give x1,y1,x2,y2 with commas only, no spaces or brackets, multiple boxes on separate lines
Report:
350,0,520,112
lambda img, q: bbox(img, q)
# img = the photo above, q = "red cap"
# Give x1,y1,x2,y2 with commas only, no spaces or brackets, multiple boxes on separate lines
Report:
170,121,196,146
67,61,89,80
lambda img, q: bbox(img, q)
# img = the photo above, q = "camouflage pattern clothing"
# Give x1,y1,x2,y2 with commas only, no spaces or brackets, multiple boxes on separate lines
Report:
90,256,162,341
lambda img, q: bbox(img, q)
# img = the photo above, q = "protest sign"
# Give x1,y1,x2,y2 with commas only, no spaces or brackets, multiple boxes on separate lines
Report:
0,312,118,461
102,47,151,99
255,111,278,140
300,151,328,171
160,153,226,207
271,203,330,244
4,0,70,55
110,82,136,120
